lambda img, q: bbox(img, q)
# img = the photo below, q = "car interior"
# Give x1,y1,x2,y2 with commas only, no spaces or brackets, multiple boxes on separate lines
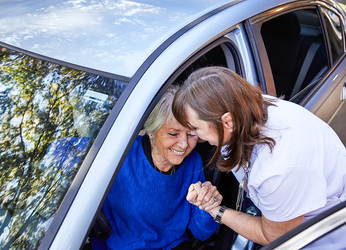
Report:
260,9,328,101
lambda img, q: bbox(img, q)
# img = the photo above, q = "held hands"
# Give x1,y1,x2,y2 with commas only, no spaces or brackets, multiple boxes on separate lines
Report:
187,181,223,211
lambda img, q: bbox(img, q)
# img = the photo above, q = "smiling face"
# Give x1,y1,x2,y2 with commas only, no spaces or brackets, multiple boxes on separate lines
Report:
185,105,232,146
150,119,198,171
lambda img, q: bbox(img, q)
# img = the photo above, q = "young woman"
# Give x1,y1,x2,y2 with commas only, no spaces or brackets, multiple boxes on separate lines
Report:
173,66,346,248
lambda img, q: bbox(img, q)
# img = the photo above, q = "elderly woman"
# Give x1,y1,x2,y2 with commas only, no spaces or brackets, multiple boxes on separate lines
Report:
92,85,221,250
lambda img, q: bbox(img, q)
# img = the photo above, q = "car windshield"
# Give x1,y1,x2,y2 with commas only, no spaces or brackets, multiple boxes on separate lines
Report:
0,47,127,249
0,0,233,77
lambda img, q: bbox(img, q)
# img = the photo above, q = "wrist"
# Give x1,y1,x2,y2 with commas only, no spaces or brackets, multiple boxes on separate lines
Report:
213,205,227,224
208,206,220,218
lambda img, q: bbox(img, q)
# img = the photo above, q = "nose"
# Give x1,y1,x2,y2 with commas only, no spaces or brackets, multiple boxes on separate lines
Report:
177,134,188,149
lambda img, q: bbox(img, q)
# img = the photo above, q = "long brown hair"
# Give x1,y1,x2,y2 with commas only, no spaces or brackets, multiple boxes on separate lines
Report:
172,66,275,172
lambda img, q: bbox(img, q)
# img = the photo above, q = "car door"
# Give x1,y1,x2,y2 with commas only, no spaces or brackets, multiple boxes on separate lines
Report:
262,200,346,249
247,1,346,145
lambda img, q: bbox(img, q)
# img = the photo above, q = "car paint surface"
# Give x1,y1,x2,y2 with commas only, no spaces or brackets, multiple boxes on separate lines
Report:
0,0,234,77
0,0,345,249
50,0,346,248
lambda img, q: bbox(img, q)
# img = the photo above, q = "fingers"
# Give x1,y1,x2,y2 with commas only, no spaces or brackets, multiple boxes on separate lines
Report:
195,181,215,205
202,192,223,211
187,181,223,210
186,183,200,203
194,181,202,194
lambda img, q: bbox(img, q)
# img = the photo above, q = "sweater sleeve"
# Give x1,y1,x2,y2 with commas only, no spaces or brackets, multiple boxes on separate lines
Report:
187,156,218,241
188,205,218,241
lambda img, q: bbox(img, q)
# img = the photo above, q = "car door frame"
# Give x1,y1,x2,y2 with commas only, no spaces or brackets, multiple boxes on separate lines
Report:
262,200,346,249
246,0,346,145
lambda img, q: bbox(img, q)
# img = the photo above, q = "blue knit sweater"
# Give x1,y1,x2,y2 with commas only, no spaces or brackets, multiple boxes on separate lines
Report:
93,136,217,250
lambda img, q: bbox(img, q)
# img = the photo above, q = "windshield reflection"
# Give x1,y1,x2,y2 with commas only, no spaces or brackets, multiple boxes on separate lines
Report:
0,0,231,76
0,47,126,249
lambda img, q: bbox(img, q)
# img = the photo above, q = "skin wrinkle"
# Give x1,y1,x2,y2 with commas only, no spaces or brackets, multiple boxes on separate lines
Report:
150,119,198,172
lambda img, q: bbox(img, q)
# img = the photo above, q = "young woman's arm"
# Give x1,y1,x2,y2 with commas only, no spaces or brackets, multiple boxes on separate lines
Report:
206,206,304,245
188,182,304,245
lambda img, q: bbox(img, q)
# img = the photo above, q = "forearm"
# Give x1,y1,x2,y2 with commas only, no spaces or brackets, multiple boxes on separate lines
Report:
208,207,271,245
193,182,304,244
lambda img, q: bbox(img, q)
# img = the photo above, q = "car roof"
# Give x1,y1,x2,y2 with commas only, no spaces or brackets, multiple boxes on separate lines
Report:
0,0,344,79
0,0,243,78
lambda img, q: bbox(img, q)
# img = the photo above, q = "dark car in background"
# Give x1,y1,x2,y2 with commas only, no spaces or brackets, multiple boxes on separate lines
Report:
0,0,345,249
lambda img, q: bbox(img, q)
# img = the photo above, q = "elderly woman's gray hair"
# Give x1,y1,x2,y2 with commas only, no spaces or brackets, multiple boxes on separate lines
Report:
144,84,180,135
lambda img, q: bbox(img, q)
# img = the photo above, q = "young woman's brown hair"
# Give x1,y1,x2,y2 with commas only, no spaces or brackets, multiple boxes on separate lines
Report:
172,66,276,172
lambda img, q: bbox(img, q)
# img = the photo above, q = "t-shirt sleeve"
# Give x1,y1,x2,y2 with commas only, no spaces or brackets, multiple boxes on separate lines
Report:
256,166,327,222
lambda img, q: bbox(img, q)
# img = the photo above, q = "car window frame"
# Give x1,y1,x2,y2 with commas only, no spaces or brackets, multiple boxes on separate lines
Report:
262,200,346,250
84,30,248,250
320,6,346,65
298,4,346,106
39,2,250,248
73,10,249,250
246,1,346,103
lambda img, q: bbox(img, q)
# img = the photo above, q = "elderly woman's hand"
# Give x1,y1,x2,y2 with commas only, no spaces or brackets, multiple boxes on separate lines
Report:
186,181,223,211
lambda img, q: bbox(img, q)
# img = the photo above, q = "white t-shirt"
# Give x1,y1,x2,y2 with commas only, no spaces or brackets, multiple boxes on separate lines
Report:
232,98,346,249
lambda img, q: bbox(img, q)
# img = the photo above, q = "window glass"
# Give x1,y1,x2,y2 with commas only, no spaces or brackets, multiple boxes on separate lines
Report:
321,8,344,63
260,9,328,100
0,47,127,249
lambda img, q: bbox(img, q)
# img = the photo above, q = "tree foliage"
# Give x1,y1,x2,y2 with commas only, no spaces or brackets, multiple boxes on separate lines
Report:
0,47,127,249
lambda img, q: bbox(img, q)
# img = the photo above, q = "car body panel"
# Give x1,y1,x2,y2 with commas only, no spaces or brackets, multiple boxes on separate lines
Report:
48,1,267,248
263,200,346,249
225,24,259,86
0,0,345,249
305,57,346,145
0,0,239,77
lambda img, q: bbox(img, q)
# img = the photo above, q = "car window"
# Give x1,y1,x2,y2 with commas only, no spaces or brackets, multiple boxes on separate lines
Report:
260,9,329,101
0,47,127,249
175,41,243,84
174,44,228,84
321,7,344,64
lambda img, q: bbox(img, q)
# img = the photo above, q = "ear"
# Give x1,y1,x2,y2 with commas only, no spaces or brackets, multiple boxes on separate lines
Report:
221,112,233,131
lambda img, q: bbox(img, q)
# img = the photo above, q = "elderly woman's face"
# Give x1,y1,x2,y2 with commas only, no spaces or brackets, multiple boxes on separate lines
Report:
151,119,198,168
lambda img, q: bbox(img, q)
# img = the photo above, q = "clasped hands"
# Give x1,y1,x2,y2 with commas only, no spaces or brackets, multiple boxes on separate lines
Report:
186,181,223,211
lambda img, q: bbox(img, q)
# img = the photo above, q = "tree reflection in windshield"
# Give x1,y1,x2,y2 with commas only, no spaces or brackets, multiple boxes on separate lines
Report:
0,47,127,249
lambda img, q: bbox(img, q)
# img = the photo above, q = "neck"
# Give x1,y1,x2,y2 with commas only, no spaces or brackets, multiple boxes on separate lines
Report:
151,152,174,172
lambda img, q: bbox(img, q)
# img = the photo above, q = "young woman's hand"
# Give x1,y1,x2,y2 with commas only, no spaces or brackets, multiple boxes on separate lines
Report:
186,181,223,211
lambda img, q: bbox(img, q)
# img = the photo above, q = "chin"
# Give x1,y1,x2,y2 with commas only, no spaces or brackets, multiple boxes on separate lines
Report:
170,155,186,165
173,158,184,165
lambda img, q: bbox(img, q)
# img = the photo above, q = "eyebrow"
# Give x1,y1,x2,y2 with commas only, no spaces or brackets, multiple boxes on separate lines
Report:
167,128,181,131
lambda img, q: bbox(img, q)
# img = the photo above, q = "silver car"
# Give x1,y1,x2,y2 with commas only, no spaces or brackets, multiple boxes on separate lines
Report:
0,0,345,249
